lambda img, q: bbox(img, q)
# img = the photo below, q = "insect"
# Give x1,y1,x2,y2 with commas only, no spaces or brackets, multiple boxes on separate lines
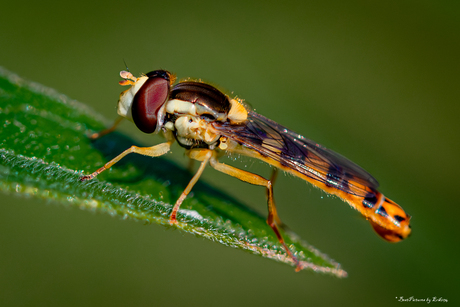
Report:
81,69,411,271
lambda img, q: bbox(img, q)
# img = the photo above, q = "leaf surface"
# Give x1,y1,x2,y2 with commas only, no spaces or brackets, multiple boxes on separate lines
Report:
0,67,346,277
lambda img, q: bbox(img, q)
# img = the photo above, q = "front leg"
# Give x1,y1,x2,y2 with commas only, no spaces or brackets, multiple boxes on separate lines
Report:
89,116,124,140
80,142,172,181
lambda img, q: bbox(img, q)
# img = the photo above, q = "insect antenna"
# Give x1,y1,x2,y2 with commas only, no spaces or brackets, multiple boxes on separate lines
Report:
123,59,130,72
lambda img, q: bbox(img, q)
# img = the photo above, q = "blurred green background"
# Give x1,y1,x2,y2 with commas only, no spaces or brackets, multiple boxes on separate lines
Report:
1,0,458,306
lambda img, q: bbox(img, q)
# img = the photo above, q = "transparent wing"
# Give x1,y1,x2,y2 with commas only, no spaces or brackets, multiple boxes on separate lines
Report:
213,111,379,197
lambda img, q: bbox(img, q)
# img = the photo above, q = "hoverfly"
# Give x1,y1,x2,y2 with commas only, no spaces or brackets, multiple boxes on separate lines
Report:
81,69,412,272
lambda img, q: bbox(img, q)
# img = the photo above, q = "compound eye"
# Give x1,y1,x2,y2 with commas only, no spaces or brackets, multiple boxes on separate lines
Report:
132,70,171,133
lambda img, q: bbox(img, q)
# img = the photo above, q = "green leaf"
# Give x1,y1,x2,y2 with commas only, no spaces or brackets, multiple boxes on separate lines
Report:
0,66,346,277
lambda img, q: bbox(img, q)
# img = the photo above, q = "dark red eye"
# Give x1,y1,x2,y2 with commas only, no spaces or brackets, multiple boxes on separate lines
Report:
132,70,171,133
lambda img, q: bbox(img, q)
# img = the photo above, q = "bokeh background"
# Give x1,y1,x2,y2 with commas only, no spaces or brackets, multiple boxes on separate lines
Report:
1,1,458,306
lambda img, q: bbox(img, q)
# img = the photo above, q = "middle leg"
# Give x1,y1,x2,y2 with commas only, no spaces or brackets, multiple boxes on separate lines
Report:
169,149,213,225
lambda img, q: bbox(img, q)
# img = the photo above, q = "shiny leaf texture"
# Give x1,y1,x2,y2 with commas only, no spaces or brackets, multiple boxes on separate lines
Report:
0,67,346,277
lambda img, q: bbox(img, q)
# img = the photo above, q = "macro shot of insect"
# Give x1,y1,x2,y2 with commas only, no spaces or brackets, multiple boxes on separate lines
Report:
80,69,412,272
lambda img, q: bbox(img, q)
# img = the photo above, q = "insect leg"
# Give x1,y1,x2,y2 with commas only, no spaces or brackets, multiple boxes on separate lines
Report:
209,157,302,272
169,149,213,225
268,167,284,228
80,142,172,181
89,116,124,140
